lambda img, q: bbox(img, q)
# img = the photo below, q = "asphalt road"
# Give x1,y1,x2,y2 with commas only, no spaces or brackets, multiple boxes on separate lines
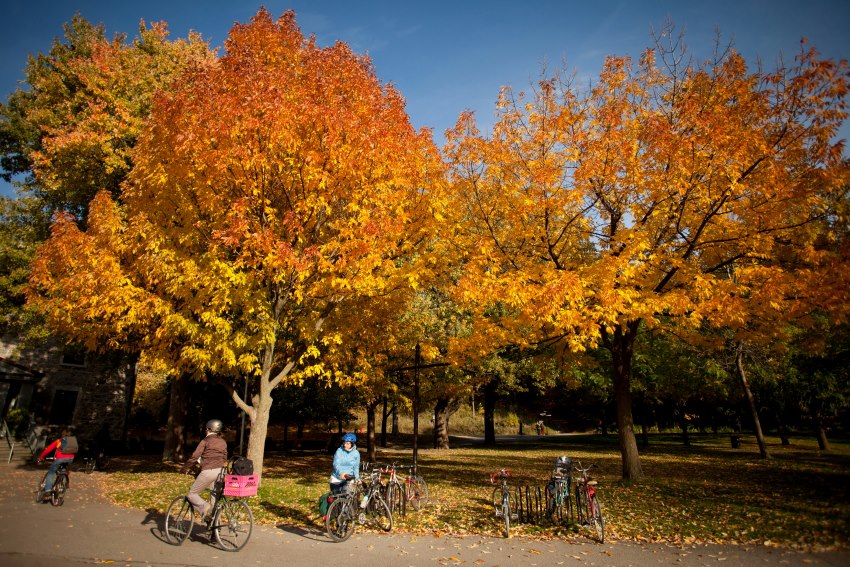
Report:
1,461,847,567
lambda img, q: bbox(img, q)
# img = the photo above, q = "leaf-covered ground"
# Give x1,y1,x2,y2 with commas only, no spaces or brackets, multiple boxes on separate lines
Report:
98,433,849,551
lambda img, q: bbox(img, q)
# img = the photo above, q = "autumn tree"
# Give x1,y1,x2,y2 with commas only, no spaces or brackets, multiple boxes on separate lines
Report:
1,15,214,219
1,17,213,333
3,16,215,455
446,27,849,480
29,9,441,475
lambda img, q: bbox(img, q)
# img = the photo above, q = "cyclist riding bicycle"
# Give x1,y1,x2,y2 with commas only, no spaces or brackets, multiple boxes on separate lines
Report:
179,419,228,521
37,428,76,493
329,432,360,495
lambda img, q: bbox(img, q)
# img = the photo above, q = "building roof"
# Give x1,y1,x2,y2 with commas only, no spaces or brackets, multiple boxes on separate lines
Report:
0,356,44,382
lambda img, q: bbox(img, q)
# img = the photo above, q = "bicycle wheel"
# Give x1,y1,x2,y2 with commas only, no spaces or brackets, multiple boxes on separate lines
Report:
394,479,407,516
588,494,605,543
367,495,393,532
35,473,47,503
491,486,502,515
84,458,95,474
544,484,557,522
554,482,571,524
50,475,68,506
415,475,429,505
502,495,511,538
165,496,194,545
325,496,355,542
214,498,253,551
407,478,424,511
575,487,586,525
384,480,399,516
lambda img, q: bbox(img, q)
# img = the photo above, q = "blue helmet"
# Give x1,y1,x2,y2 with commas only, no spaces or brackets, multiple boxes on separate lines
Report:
342,433,357,444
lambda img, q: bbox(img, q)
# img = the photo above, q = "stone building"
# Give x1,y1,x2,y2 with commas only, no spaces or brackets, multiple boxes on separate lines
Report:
0,336,136,451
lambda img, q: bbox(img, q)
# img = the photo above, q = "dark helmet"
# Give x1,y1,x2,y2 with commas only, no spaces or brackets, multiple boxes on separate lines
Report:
342,432,356,444
205,419,223,433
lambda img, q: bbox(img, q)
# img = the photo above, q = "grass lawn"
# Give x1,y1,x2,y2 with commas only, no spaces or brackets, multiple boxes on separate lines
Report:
99,432,849,550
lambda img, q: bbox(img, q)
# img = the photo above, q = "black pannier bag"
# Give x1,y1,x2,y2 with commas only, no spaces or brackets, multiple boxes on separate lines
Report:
232,456,254,475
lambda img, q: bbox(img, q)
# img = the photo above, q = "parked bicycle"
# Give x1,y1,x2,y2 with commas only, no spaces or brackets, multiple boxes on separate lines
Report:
325,467,393,542
164,457,255,551
379,463,429,518
80,448,110,474
378,463,405,517
573,461,604,542
35,457,70,506
404,465,429,510
490,468,517,538
545,456,573,525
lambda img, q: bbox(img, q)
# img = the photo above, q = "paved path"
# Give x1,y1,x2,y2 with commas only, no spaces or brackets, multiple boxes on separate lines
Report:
1,462,847,567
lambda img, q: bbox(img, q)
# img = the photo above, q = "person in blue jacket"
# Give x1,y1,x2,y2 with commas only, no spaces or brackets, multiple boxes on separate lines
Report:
329,432,360,494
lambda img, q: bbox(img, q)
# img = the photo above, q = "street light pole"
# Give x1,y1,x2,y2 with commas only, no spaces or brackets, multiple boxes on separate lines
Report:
413,343,420,476
239,377,248,456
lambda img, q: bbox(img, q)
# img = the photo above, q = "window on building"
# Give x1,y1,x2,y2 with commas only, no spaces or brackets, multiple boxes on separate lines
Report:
60,347,86,367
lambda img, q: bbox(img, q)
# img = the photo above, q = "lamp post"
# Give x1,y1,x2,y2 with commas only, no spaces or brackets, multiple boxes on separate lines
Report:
413,343,420,475
239,377,248,456
390,343,447,478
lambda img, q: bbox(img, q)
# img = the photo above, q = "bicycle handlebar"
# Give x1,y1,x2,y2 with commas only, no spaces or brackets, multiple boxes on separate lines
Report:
490,469,511,483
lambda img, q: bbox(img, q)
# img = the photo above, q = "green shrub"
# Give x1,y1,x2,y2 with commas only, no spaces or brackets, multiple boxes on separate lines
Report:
5,408,31,437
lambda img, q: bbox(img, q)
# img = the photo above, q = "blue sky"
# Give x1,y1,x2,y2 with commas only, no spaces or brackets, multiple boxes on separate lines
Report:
2,0,849,198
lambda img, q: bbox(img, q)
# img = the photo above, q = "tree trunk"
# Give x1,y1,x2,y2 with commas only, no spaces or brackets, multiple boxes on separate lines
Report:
676,401,690,447
607,323,644,481
638,397,649,448
121,353,140,444
433,396,461,449
296,421,304,450
735,342,771,459
483,380,497,446
391,404,399,436
366,399,379,462
162,376,191,462
814,414,831,450
245,372,274,478
380,396,388,447
774,411,790,446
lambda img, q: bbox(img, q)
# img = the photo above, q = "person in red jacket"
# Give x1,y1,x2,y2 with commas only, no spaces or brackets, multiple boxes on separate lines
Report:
180,419,228,521
38,429,75,492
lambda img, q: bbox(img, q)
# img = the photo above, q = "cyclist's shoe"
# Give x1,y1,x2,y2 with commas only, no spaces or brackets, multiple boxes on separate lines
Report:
202,507,214,524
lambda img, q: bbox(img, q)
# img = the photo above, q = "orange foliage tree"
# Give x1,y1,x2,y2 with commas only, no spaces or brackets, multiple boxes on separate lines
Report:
29,9,441,474
3,15,213,220
445,30,849,480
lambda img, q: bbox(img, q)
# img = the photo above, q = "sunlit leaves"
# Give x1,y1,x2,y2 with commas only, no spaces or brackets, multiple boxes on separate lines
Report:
28,9,442,474
446,32,850,352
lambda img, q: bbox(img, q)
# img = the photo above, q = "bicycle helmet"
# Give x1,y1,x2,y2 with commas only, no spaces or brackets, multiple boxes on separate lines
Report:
205,419,223,433
342,432,356,444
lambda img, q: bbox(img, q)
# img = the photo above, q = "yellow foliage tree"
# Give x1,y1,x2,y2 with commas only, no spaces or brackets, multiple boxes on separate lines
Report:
445,29,849,480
